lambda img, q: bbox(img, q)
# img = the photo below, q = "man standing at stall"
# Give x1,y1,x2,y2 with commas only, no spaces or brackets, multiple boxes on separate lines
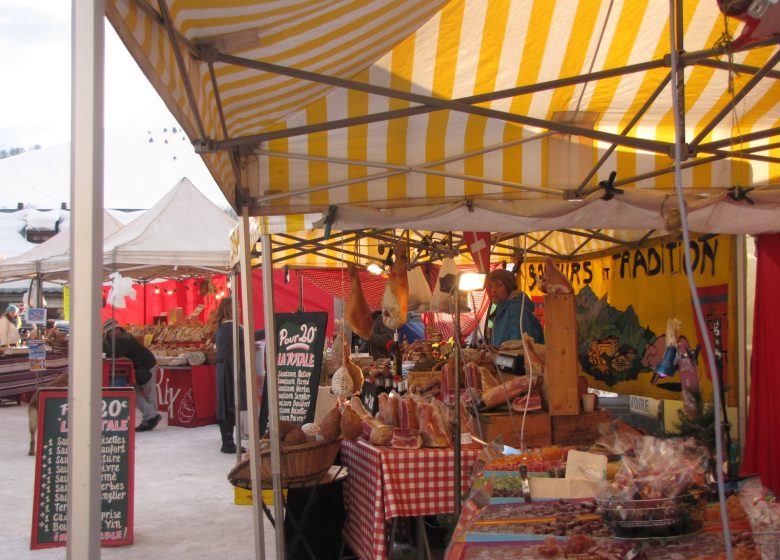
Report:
103,319,162,432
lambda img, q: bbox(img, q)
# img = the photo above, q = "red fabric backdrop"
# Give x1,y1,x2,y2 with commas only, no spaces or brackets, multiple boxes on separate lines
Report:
102,269,336,337
742,233,780,494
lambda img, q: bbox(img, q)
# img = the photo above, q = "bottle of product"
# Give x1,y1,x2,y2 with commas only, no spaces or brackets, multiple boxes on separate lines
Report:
392,331,403,379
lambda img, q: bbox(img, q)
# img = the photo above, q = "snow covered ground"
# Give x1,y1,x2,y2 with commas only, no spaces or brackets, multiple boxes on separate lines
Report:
0,401,278,559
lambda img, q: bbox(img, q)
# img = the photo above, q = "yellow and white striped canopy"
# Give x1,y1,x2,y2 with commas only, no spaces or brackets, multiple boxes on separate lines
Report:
108,0,780,246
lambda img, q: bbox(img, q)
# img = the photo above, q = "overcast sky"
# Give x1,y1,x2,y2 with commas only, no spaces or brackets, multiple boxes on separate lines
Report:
0,1,227,209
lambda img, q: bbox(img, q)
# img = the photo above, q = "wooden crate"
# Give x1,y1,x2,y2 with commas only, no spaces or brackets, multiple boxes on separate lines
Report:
552,409,612,446
468,410,552,448
543,294,580,416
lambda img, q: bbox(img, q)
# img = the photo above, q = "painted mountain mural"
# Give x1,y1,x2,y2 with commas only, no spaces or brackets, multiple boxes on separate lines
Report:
575,286,658,386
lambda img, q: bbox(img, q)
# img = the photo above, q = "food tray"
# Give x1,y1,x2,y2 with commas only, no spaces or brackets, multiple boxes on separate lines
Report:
465,500,610,542
596,490,706,539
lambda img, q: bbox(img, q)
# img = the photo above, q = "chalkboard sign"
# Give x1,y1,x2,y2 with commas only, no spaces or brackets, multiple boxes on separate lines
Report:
274,312,328,425
360,382,381,416
31,388,135,549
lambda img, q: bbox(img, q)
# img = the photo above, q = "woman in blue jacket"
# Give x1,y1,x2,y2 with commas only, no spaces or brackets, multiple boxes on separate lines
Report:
486,269,544,347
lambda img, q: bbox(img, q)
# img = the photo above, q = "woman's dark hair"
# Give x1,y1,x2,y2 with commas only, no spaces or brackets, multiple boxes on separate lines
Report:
215,297,233,324
488,269,518,294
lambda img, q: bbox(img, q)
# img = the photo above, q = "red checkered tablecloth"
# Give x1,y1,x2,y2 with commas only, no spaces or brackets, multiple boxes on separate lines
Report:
340,439,480,560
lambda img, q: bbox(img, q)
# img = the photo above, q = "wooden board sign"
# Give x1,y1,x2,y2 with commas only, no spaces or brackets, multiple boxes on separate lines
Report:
273,312,328,425
31,388,136,549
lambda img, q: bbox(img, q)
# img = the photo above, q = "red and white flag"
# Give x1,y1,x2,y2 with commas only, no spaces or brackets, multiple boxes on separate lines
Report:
463,231,491,274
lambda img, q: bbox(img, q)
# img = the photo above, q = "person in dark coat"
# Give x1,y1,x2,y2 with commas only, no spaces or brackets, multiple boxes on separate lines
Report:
103,319,162,432
358,311,394,358
214,297,247,454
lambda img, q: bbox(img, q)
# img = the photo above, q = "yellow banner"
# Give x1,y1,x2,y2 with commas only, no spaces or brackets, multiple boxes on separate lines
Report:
520,235,738,405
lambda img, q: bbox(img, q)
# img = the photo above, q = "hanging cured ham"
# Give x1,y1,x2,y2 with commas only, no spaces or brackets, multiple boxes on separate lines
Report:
345,264,373,339
382,242,408,329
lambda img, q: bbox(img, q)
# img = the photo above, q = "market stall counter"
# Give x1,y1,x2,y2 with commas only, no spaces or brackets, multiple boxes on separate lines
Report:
155,364,216,427
0,349,68,401
339,438,481,560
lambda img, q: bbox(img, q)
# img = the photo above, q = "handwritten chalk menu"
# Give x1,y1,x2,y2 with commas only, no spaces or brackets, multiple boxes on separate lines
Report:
31,388,135,549
274,312,328,425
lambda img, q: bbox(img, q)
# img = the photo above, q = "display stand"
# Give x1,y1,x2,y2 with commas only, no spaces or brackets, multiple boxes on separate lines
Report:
470,410,552,448
543,294,580,416
258,465,349,560
469,409,612,448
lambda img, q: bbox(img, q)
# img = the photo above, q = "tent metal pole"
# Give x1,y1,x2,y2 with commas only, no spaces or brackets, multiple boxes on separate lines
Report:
238,210,266,560
230,269,243,460
454,286,462,519
736,235,748,463
668,1,732,557
260,232,286,559
297,272,304,312
68,0,104,556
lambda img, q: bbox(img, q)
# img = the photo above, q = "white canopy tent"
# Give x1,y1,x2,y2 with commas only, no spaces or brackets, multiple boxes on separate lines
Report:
41,177,236,282
0,211,124,284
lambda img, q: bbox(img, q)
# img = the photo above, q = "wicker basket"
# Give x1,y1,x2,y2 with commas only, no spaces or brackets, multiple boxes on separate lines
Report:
228,438,342,490
407,371,442,388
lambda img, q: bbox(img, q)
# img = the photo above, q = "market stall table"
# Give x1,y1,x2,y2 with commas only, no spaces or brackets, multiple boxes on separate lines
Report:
155,364,216,427
0,350,68,401
444,498,765,560
339,438,481,560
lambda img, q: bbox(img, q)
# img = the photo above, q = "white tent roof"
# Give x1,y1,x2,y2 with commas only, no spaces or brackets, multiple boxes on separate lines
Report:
46,177,236,281
0,211,124,282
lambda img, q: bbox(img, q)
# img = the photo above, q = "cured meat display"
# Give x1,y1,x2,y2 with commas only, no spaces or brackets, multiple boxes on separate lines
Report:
391,428,422,449
477,375,532,410
345,264,373,339
540,256,573,295
381,242,409,329
511,390,541,412
418,402,451,447
399,396,419,430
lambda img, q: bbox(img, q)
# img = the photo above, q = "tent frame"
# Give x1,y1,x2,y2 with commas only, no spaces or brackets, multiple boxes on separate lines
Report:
137,0,780,214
